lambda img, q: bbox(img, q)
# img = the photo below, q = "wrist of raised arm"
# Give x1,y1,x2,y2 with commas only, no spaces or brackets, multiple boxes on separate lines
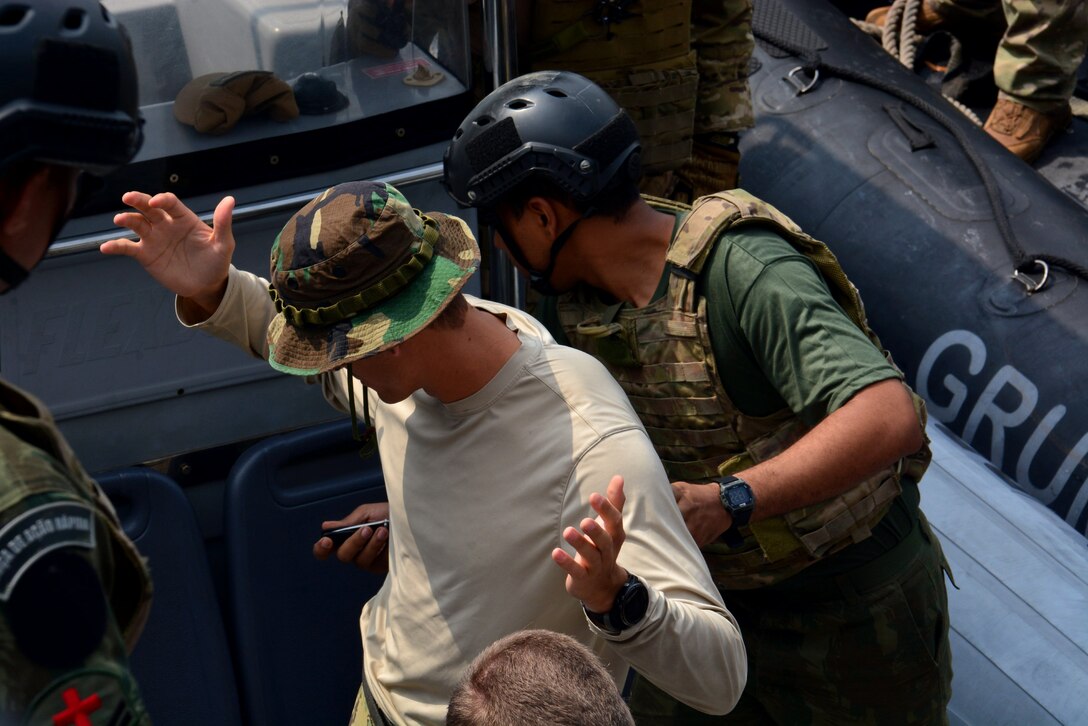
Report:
178,276,229,324
582,566,629,615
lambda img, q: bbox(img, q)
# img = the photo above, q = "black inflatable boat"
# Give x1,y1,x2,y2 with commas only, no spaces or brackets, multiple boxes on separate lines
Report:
741,0,1088,537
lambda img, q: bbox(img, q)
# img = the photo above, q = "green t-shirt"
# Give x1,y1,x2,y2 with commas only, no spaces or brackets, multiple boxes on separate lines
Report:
540,216,921,576
541,218,900,421
699,223,898,424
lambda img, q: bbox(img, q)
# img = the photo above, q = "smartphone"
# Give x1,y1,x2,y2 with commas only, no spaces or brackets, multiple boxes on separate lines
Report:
322,519,390,547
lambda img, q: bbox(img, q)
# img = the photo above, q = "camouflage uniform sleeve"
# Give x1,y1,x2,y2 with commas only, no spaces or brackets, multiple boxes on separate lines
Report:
0,428,150,724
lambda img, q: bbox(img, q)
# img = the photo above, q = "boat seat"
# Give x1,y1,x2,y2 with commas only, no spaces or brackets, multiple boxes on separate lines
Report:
224,419,388,726
96,467,242,726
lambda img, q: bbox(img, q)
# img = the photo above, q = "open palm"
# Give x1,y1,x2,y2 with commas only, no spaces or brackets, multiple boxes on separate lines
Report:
102,191,235,300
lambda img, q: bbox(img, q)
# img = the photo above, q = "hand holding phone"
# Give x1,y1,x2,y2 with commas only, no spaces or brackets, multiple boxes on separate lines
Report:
322,519,390,548
314,502,391,573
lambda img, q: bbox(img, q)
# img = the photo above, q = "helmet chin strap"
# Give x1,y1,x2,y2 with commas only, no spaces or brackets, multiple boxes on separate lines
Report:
492,212,588,297
0,246,30,295
0,202,74,295
346,373,377,459
529,217,583,296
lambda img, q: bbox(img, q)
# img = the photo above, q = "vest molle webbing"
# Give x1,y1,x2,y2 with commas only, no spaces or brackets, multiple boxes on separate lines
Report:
557,191,931,589
530,0,697,172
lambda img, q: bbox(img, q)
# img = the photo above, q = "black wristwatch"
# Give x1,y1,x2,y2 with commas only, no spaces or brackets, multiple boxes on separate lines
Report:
585,574,649,635
718,475,755,548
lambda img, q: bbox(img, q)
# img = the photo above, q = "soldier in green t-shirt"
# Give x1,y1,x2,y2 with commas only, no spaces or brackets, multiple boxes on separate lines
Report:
0,2,153,723
445,70,954,724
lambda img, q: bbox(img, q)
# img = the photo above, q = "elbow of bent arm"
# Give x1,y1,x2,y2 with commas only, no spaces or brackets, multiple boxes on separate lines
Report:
685,659,747,715
680,620,748,716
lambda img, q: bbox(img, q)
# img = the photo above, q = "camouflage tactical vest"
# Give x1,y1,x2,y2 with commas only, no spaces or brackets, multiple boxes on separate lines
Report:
556,191,932,588
0,380,152,716
529,0,697,173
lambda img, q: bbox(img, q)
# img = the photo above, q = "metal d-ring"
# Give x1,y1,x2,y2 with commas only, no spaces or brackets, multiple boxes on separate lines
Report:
786,66,820,96
1011,259,1050,294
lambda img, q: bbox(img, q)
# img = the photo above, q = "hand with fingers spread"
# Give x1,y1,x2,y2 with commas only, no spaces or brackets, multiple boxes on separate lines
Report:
552,475,631,614
101,191,236,320
314,502,391,574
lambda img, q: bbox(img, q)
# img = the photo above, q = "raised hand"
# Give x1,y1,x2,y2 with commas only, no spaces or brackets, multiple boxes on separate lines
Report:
552,475,630,614
102,191,236,314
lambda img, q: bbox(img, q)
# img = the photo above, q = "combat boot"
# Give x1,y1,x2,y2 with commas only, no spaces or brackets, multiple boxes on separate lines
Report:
865,0,947,33
983,98,1072,163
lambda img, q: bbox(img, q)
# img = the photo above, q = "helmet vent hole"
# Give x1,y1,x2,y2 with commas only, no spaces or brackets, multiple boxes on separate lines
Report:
475,115,493,127
61,7,86,32
0,4,30,28
544,88,568,98
454,128,463,139
506,99,533,110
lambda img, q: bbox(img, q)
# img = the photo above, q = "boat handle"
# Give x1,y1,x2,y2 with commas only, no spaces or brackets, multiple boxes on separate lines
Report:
1011,259,1049,294
786,67,820,96
48,162,444,258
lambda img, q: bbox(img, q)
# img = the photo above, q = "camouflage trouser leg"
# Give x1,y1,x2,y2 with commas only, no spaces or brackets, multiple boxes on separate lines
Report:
641,0,753,200
628,519,953,725
692,0,755,135
933,0,1088,112
994,0,1088,112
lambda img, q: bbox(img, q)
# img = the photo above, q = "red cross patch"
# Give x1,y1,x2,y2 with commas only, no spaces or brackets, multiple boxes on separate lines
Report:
25,668,144,726
52,687,101,726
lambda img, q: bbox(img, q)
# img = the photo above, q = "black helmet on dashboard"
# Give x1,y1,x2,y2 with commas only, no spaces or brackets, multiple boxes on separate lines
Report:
443,71,641,210
0,0,142,176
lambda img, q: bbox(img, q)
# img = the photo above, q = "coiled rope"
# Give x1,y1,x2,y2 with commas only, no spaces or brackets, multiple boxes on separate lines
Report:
879,0,983,125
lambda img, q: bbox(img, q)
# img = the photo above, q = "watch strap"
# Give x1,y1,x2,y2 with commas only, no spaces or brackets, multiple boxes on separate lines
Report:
585,573,647,635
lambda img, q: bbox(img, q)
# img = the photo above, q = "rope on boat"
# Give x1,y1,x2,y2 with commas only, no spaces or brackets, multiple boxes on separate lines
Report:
880,0,983,125
753,10,1088,286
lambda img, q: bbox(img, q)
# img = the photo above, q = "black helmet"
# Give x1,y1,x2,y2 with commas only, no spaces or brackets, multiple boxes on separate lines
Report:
0,0,142,176
443,71,641,209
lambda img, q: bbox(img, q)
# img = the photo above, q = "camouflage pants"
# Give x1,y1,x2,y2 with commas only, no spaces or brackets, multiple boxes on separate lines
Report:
640,0,753,199
628,518,952,725
531,0,754,197
932,0,1088,112
692,0,755,136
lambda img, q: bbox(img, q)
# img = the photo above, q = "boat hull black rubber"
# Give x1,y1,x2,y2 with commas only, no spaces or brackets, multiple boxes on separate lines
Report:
741,0,1088,536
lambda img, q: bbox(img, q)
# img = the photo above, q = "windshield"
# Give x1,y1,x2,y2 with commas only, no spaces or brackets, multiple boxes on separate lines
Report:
86,0,472,212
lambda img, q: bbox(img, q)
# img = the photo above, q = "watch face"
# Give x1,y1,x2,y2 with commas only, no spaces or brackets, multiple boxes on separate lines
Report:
724,484,754,509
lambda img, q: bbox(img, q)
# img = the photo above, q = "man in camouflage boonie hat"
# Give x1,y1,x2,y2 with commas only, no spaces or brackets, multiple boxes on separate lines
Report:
264,180,480,376
105,175,745,726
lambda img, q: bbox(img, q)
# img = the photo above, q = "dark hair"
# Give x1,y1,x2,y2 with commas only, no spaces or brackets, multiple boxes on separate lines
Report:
490,170,641,224
446,630,635,726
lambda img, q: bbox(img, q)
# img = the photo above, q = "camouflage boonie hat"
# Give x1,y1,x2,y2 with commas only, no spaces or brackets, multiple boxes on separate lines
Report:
266,180,480,375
